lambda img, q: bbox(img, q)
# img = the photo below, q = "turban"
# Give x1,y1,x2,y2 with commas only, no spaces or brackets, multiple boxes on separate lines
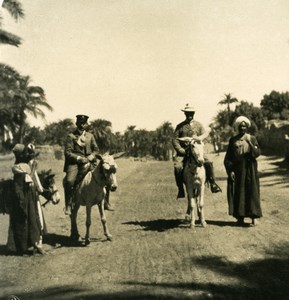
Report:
234,116,251,128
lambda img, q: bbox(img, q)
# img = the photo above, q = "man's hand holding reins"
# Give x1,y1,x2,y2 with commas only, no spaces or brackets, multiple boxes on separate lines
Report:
77,156,89,164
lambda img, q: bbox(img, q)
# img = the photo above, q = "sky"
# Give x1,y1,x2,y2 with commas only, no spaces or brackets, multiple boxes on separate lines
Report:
1,0,289,133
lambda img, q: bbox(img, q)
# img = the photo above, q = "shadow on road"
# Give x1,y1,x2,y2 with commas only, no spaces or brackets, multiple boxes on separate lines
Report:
44,233,108,248
123,219,255,230
0,286,195,300
44,233,82,248
123,219,186,232
0,244,13,256
3,247,289,299
205,219,251,227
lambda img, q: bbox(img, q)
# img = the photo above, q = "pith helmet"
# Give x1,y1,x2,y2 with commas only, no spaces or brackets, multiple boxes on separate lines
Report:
181,104,196,113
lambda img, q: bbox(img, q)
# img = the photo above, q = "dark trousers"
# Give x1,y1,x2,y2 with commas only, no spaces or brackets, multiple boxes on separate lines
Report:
64,165,78,207
64,163,91,207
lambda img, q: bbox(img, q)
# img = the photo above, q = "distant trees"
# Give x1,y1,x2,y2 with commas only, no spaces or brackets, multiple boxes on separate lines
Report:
89,119,116,154
154,121,174,160
212,96,264,145
260,91,289,120
214,91,289,134
22,126,45,145
123,125,136,156
121,122,174,160
43,118,74,146
233,101,265,133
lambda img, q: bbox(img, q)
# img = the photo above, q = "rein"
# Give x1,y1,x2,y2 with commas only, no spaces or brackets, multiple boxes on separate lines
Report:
184,143,204,175
41,186,59,207
90,162,109,187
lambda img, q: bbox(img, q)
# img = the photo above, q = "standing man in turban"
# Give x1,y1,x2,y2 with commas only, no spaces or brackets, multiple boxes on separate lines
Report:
63,115,99,215
172,104,222,199
224,116,262,226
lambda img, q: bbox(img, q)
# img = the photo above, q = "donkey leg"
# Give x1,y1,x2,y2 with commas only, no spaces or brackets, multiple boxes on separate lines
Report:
199,186,207,227
70,204,81,242
185,197,191,222
84,205,92,246
185,205,191,222
188,196,195,228
98,201,113,241
185,186,192,222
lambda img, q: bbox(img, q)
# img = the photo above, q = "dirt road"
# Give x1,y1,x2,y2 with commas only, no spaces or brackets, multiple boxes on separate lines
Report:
0,151,289,299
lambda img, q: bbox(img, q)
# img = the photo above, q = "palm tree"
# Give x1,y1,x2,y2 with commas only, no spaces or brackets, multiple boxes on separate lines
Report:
43,118,74,146
0,0,24,47
89,119,113,153
218,93,238,125
133,129,153,157
155,121,174,160
14,75,53,142
0,64,22,145
124,125,136,156
112,131,125,153
0,65,53,143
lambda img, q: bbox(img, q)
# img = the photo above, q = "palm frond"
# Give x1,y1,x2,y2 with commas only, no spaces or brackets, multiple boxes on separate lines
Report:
2,0,25,21
0,29,21,46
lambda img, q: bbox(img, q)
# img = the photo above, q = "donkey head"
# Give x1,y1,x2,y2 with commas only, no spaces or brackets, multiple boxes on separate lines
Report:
39,169,61,205
101,154,118,192
177,137,205,167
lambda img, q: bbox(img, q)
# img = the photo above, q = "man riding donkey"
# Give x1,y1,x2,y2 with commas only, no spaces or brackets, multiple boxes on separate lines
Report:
172,104,222,199
63,114,101,215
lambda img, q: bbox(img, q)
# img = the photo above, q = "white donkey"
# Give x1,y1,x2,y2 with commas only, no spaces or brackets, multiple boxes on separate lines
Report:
178,137,206,228
69,153,120,245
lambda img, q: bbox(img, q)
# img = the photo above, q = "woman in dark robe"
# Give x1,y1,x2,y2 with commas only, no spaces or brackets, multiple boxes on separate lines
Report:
224,116,262,226
10,144,43,255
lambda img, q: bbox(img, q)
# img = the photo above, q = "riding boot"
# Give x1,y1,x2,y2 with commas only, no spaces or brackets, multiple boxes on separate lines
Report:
204,162,222,193
174,168,185,198
64,186,73,215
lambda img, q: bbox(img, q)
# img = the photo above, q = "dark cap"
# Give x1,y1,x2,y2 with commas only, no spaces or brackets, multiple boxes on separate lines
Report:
76,115,89,123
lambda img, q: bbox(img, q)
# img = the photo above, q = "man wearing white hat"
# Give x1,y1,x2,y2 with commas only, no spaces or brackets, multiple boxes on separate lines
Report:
172,104,222,198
